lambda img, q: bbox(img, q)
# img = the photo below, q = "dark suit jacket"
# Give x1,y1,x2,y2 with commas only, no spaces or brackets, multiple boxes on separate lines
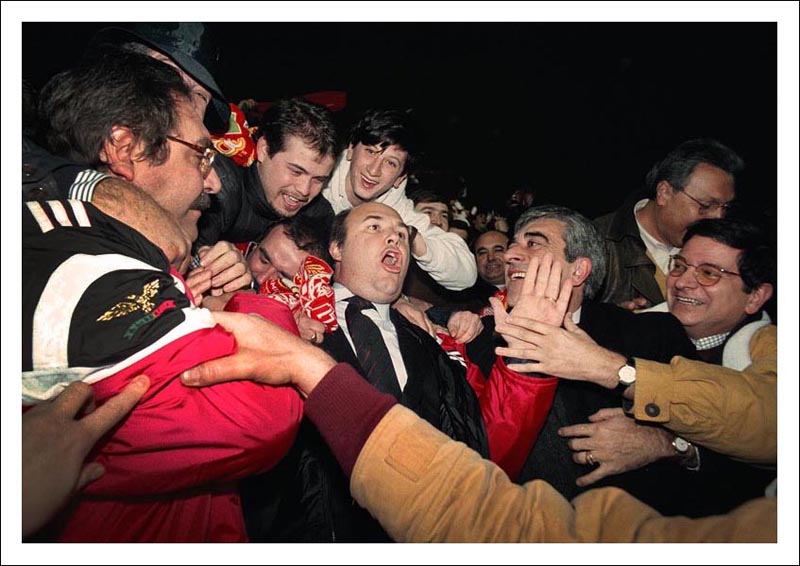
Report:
517,302,697,506
518,302,774,517
242,305,489,542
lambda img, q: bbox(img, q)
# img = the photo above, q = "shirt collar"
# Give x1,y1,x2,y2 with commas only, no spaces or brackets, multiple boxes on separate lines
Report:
634,198,680,273
333,283,392,320
691,332,730,351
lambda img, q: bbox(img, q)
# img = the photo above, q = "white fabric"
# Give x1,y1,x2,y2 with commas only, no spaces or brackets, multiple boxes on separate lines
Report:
333,284,409,391
322,151,477,290
634,198,680,275
722,311,771,371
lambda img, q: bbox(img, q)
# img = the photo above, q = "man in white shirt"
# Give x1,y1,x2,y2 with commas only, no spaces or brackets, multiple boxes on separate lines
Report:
322,109,477,290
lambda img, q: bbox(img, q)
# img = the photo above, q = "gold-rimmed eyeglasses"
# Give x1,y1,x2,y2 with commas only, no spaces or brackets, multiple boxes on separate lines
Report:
166,135,216,179
668,254,741,286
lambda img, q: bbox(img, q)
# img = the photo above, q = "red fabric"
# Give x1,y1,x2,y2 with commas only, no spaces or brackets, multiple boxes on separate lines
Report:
479,288,508,317
57,299,304,542
439,334,558,480
260,255,338,333
212,102,258,167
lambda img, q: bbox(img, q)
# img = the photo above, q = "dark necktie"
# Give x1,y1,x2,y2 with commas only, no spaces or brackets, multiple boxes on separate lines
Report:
344,296,402,398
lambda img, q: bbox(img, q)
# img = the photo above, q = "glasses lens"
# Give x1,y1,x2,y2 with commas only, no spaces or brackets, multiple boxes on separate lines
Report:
696,265,722,286
669,257,687,275
200,149,216,178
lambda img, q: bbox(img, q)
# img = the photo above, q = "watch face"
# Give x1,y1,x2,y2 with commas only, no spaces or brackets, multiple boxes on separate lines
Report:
673,437,690,453
618,364,636,386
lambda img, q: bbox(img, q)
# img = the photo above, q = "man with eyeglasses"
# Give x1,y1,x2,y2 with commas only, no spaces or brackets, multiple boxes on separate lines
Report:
24,48,304,542
595,138,744,309
498,217,776,517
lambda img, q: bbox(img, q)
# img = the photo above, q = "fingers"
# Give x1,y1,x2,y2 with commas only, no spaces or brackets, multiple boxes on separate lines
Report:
80,375,150,441
588,407,625,422
50,381,94,420
495,346,538,360
520,256,540,298
558,422,594,438
448,312,483,343
545,258,563,303
76,462,105,491
489,296,508,326
181,351,262,387
575,467,607,487
185,268,213,298
505,361,543,373
534,254,551,296
554,275,572,321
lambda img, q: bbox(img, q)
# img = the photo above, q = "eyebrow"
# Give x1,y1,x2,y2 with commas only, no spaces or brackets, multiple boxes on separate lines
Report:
521,230,549,242
287,162,310,174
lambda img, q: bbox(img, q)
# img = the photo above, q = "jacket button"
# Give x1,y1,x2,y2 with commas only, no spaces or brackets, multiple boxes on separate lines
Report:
645,403,660,417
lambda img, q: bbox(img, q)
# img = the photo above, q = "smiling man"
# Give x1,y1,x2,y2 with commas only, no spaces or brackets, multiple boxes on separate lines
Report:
322,109,477,290
196,98,338,247
498,215,776,516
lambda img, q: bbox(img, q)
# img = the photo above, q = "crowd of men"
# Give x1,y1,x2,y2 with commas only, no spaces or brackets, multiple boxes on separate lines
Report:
21,23,777,544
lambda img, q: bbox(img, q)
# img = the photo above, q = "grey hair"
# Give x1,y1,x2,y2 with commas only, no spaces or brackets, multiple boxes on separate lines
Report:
513,205,607,302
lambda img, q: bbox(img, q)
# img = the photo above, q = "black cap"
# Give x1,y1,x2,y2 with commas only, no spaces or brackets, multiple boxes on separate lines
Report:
89,23,230,133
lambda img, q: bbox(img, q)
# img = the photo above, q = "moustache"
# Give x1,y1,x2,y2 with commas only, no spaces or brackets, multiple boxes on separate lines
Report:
190,192,211,212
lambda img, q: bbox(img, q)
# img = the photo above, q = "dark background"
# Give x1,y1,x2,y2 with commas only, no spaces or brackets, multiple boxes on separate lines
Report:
23,22,776,219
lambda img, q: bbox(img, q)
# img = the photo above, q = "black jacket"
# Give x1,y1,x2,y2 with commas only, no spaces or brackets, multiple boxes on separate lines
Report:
241,308,489,542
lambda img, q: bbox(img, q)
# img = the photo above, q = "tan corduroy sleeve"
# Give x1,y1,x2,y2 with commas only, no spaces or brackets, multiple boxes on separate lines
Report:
350,405,776,543
632,325,776,464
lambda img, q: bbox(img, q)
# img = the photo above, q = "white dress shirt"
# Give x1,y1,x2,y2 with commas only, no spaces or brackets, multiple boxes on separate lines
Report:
333,284,409,391
634,198,680,275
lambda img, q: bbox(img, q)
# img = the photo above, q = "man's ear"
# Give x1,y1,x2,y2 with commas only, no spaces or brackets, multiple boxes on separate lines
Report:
99,126,138,181
655,180,673,206
329,240,343,262
345,144,354,162
256,136,269,163
392,172,408,189
744,283,774,315
571,257,592,287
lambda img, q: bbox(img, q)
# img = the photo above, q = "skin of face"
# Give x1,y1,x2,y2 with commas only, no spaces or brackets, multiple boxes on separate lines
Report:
653,163,736,248
256,135,335,218
415,201,450,231
330,202,411,304
474,230,509,286
344,143,408,206
129,97,222,242
502,217,588,308
667,235,770,339
248,226,310,286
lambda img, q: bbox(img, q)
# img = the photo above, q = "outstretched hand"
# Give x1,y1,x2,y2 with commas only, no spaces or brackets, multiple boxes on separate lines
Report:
495,315,622,387
23,376,150,536
180,311,336,397
490,252,572,350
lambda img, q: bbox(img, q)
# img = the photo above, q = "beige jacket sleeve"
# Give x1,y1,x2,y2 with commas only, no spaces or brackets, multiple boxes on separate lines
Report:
632,325,776,464
350,405,776,543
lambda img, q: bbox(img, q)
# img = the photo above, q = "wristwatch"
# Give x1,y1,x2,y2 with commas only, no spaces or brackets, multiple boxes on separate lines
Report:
672,436,691,455
615,357,636,393
671,435,701,470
